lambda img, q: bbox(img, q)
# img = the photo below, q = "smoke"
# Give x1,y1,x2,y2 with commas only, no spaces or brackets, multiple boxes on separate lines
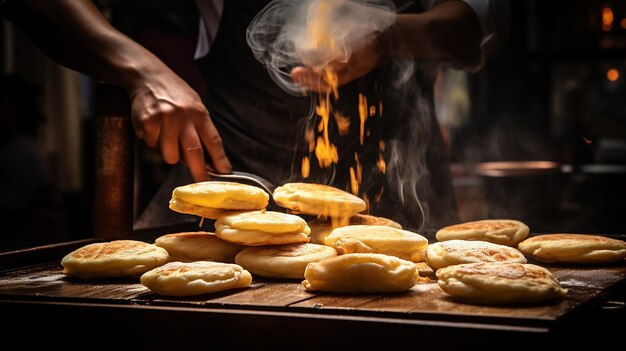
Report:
247,0,396,95
383,60,434,232
247,0,444,233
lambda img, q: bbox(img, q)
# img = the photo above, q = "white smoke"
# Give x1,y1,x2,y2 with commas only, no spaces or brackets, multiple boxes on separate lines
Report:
247,0,442,233
247,0,396,95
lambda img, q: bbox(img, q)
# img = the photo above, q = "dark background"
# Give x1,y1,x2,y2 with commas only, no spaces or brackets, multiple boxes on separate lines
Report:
1,0,625,251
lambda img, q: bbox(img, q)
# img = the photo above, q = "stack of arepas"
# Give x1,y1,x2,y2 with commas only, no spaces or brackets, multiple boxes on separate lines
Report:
426,219,626,305
60,180,626,303
158,181,428,294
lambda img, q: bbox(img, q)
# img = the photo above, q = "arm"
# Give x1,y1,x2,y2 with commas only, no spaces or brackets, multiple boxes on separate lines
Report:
387,0,484,69
292,0,507,91
1,0,232,181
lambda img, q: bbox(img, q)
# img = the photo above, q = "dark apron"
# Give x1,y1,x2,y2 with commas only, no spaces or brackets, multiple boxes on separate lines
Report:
137,0,459,237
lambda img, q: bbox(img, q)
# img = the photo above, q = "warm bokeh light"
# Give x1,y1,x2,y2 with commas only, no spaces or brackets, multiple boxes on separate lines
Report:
602,7,614,31
583,136,593,144
607,68,619,82
621,18,626,29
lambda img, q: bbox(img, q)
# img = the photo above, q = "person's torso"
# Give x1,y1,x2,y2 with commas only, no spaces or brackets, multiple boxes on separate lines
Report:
195,0,457,233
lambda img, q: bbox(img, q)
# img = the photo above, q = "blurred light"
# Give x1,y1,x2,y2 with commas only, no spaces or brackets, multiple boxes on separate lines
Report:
583,136,593,145
607,68,620,81
602,7,614,31
621,18,626,29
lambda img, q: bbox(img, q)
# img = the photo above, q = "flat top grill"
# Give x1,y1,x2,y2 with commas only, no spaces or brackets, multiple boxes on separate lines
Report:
1,234,625,348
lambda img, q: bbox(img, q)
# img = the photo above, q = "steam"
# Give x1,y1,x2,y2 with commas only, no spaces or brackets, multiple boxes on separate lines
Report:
247,0,396,95
383,60,434,232
247,0,444,233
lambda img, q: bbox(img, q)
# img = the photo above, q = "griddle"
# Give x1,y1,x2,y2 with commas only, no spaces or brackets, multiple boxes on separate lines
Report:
1,228,625,349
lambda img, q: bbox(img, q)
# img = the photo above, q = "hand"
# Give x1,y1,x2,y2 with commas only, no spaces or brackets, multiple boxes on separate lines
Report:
129,72,231,182
290,36,382,93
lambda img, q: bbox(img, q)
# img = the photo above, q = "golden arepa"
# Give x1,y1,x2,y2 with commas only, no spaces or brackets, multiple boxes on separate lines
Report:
425,240,527,270
436,262,568,304
324,225,428,262
168,197,231,219
435,219,530,246
308,214,402,245
169,181,269,219
140,261,252,296
272,182,366,217
235,243,338,279
215,210,311,246
61,240,169,280
302,253,419,293
154,231,244,263
517,234,626,264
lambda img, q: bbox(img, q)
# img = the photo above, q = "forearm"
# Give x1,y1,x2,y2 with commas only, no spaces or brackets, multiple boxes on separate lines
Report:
1,0,168,92
384,0,483,69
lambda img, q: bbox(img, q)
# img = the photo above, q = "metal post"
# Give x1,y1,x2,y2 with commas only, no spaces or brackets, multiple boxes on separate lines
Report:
93,83,134,239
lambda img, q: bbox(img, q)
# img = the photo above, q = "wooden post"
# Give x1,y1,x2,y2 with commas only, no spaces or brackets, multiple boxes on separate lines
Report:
93,83,134,239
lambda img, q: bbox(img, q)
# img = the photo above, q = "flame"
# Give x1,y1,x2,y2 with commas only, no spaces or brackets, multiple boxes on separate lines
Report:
377,140,386,173
302,156,310,178
315,136,338,167
305,0,341,170
313,73,339,168
324,67,339,99
305,128,316,152
334,111,351,135
359,93,368,145
377,154,386,174
307,0,337,65
355,152,362,183
349,153,362,195
299,0,391,202
349,167,359,195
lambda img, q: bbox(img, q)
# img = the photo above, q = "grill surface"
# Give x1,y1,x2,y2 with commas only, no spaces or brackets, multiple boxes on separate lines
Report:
2,233,625,348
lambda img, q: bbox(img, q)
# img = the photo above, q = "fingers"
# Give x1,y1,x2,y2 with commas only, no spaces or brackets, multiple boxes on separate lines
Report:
291,66,330,93
132,105,162,149
129,87,231,181
197,114,232,174
292,40,380,93
157,106,183,165
180,124,209,182
291,63,357,93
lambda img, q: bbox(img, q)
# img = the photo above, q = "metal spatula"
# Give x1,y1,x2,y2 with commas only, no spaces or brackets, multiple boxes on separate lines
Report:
206,166,276,195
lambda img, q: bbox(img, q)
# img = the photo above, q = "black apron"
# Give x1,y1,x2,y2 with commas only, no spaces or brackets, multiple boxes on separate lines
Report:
138,0,459,237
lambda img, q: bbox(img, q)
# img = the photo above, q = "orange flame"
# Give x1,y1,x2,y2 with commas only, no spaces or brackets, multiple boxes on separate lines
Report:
349,167,359,195
377,140,386,173
349,152,362,196
377,154,386,174
302,156,310,178
315,136,338,168
359,93,368,145
334,111,351,136
313,71,339,168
